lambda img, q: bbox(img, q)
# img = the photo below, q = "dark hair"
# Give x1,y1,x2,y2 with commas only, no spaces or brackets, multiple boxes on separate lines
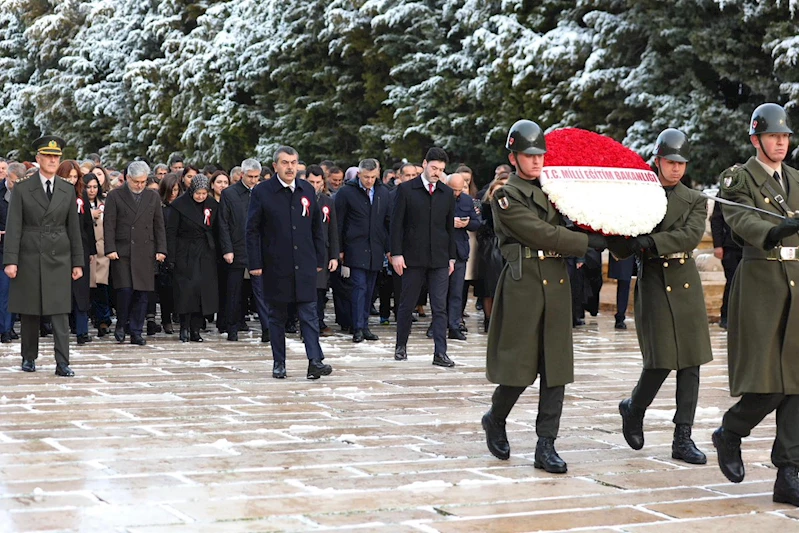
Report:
320,159,334,168
273,145,298,161
455,165,473,175
398,163,416,174
306,164,324,178
83,174,102,201
168,154,184,166
159,173,181,204
57,160,84,197
328,165,343,175
424,147,448,164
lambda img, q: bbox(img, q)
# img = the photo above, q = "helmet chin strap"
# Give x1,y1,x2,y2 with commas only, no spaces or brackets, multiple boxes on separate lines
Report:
756,135,780,164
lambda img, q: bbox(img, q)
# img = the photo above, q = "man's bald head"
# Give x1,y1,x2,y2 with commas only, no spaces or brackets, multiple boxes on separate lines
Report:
447,172,466,196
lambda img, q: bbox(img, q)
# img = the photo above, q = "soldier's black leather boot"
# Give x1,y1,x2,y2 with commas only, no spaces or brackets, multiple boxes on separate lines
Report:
712,427,745,483
534,437,567,474
774,465,799,506
481,410,510,460
619,398,645,450
672,424,707,464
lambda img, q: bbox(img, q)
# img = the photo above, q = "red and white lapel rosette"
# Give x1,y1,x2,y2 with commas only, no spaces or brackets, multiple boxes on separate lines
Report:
203,208,211,226
76,197,84,214
322,205,330,223
301,197,310,217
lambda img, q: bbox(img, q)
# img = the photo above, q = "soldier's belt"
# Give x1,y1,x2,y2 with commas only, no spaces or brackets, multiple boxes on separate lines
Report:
22,225,63,234
658,252,691,260
522,247,562,259
744,246,799,261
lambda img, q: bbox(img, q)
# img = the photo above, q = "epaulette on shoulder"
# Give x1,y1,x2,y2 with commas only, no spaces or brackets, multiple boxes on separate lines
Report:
16,175,31,183
57,176,71,183
719,164,748,194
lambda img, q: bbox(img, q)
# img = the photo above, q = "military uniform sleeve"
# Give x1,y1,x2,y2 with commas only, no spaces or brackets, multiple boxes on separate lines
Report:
720,168,774,249
651,194,707,254
492,188,588,257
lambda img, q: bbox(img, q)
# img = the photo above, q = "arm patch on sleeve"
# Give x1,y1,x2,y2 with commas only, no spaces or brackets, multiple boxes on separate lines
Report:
496,190,509,210
719,165,746,195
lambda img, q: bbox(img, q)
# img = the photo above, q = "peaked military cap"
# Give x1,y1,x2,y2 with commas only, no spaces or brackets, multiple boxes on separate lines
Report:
32,135,66,156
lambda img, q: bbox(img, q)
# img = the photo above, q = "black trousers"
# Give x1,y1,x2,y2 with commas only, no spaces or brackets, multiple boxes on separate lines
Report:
116,288,147,337
720,247,742,322
723,394,799,468
377,268,394,320
21,313,69,366
630,366,700,425
226,267,246,333
489,356,565,438
155,277,174,325
330,269,352,330
616,279,631,321
396,266,448,354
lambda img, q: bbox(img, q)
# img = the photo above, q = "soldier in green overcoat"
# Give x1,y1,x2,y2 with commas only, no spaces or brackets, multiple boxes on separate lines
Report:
713,103,799,506
3,136,84,377
615,129,713,466
480,120,606,474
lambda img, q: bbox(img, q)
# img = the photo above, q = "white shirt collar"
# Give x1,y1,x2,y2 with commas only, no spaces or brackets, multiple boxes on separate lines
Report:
277,176,295,192
755,157,782,179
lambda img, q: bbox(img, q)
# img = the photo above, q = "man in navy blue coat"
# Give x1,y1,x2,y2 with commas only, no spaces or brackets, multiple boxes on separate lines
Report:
391,147,457,367
445,172,480,340
334,158,391,343
246,146,331,380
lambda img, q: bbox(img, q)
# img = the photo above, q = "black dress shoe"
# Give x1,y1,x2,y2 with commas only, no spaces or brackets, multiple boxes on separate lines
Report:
130,335,146,346
448,329,467,341
146,320,160,336
239,322,250,332
307,359,332,380
774,465,799,506
362,328,379,341
1,332,11,343
483,316,490,333
55,363,74,377
179,327,189,342
426,325,434,338
573,318,585,327
114,326,125,343
619,398,645,450
352,329,364,343
162,323,174,334
712,427,745,483
227,331,238,341
261,331,270,343
614,319,627,330
534,437,567,473
459,321,468,333
672,424,707,464
433,353,455,367
272,361,287,379
77,333,92,345
10,329,19,340
97,324,108,338
369,304,379,316
719,319,728,330
21,359,35,372
285,322,298,334
394,345,407,361
481,411,510,460
190,331,204,342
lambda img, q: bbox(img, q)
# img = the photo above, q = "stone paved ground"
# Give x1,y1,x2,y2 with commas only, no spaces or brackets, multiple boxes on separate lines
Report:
0,305,796,532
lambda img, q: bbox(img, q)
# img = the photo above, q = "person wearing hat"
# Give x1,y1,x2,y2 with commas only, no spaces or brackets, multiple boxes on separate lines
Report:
103,160,167,346
166,174,219,342
3,135,84,376
480,120,606,473
615,128,713,465
714,103,799,506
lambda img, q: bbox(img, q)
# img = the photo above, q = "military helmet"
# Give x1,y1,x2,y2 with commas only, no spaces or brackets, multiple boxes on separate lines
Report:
653,128,690,162
749,103,793,135
506,120,547,155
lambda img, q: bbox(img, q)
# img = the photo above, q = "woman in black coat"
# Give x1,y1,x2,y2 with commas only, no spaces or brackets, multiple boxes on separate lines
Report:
156,173,181,334
59,161,98,345
476,176,507,333
166,175,219,342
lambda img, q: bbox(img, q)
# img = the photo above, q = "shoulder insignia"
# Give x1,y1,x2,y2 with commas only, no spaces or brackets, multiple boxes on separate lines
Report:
58,176,71,183
719,164,746,194
17,175,30,183
496,190,509,210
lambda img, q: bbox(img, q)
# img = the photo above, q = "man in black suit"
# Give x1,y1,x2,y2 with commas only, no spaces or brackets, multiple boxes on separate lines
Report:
305,165,339,336
219,158,270,341
335,158,391,343
246,146,332,380
104,161,168,346
391,147,457,366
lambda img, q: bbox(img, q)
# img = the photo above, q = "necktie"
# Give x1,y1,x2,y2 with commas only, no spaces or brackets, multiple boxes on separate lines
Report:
428,183,434,196
46,180,52,201
774,171,786,193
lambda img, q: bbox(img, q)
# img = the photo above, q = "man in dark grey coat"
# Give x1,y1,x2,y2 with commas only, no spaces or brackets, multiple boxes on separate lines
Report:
103,161,167,346
3,136,84,376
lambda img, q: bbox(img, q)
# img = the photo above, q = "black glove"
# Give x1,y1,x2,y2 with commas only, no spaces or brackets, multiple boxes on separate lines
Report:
632,235,656,255
587,233,607,250
606,236,633,258
765,218,799,249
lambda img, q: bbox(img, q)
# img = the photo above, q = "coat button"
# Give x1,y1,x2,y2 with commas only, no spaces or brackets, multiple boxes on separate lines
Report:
792,280,796,287
684,283,690,289
295,265,299,270
292,226,296,230
663,262,669,268
543,280,548,286
560,279,564,284
666,286,672,292
680,259,685,265
294,246,298,250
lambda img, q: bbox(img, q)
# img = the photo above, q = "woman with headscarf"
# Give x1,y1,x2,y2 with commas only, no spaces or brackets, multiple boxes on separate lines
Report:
57,160,97,344
166,175,219,342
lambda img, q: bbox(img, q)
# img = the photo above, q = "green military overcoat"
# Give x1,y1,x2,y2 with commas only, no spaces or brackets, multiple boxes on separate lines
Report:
721,156,799,396
3,172,84,315
629,183,713,370
486,174,589,388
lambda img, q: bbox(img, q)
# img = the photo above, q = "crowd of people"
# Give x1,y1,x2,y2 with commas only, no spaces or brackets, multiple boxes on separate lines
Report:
0,141,516,378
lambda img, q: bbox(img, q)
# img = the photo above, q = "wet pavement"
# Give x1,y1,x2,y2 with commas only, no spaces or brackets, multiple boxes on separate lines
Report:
0,308,794,532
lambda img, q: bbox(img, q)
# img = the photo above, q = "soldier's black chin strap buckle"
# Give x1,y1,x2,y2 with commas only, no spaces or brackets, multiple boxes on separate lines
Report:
756,135,780,164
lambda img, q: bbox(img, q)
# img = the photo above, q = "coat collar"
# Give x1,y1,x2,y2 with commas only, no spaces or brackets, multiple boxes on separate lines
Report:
658,182,693,230
507,173,550,213
43,175,72,219
744,156,799,213
28,171,50,212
